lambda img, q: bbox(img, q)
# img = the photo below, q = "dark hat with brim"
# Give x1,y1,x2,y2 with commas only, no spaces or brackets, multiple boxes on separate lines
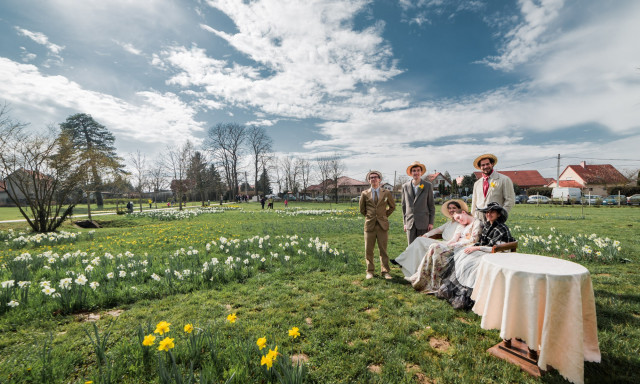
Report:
478,202,508,223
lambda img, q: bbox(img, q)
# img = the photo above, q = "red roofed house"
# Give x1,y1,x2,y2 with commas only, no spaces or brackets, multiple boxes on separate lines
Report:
307,176,370,199
547,161,628,196
473,170,547,192
426,172,451,190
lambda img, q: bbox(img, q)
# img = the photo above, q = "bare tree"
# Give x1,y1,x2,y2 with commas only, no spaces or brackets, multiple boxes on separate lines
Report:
280,156,299,195
0,107,84,232
206,123,246,200
297,157,312,199
316,156,332,201
129,150,148,212
247,125,273,198
165,141,193,210
328,154,345,203
148,160,167,207
271,156,285,196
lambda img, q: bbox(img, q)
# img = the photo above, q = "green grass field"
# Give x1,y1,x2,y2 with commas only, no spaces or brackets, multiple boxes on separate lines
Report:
0,202,638,383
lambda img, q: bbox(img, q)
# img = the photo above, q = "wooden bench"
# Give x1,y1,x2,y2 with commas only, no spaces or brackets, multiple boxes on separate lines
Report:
427,233,518,253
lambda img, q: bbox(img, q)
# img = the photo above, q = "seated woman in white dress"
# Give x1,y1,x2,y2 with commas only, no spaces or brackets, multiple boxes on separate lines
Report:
407,210,480,292
392,199,468,277
436,202,515,310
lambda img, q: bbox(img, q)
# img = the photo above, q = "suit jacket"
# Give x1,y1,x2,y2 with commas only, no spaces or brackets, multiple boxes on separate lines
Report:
471,171,515,218
359,187,396,232
401,179,435,230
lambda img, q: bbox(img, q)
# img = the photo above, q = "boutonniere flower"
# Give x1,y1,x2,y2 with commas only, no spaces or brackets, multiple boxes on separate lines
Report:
384,197,388,202
490,181,496,188
418,184,424,190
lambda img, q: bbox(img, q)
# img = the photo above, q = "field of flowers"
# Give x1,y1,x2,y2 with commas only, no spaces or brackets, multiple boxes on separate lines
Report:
0,203,639,383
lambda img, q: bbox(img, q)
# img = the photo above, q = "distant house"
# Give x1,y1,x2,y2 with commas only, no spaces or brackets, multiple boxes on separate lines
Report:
381,182,393,192
547,161,628,196
307,176,370,198
2,168,53,204
426,172,452,190
473,170,547,192
0,180,9,206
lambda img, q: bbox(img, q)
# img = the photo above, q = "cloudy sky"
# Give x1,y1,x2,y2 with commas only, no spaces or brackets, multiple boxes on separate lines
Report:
1,0,639,184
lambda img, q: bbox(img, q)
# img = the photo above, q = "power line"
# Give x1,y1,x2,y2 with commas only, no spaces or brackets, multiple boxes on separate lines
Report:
563,156,640,162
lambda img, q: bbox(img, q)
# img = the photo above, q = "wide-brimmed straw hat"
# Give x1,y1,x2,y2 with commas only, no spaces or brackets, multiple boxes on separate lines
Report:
478,202,508,223
473,153,498,170
366,170,382,180
406,161,426,176
441,199,469,219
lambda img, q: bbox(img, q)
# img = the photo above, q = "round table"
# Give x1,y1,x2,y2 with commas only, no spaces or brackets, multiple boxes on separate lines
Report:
471,253,601,384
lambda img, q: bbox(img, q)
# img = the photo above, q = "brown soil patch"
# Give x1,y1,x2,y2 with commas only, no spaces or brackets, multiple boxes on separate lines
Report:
405,363,420,372
595,273,611,277
364,307,377,314
347,341,355,346
291,353,309,364
429,337,451,352
76,313,100,322
456,317,471,324
224,304,232,310
351,280,362,286
367,365,382,374
106,309,124,317
414,372,435,384
305,317,313,326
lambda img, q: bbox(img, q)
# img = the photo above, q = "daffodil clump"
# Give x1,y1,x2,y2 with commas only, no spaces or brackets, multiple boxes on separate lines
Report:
513,226,623,262
0,234,347,314
122,316,307,383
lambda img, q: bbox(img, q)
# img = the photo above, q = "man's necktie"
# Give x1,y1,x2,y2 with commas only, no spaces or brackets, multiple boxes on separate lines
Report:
483,177,489,197
374,191,378,204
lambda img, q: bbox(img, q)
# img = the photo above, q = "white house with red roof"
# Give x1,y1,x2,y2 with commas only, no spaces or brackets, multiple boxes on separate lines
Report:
546,161,628,195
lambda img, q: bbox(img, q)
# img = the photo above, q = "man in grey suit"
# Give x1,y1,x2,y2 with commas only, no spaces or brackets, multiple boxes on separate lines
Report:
401,161,435,245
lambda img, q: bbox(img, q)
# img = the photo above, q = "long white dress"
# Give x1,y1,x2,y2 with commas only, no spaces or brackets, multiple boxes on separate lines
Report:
407,220,481,291
395,221,461,278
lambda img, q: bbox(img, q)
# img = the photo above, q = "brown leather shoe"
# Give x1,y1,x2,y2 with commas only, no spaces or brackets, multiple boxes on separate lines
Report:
365,273,374,279
383,273,393,280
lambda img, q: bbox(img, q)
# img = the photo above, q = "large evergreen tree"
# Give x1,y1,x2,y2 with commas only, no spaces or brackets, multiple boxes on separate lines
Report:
258,167,272,195
59,113,124,207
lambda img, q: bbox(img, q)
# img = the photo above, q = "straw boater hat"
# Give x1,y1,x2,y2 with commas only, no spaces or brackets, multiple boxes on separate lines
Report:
441,199,469,219
478,202,508,223
366,170,382,180
405,161,426,176
473,153,498,170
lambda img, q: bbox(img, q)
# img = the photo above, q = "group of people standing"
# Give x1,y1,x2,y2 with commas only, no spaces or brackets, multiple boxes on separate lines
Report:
359,153,516,310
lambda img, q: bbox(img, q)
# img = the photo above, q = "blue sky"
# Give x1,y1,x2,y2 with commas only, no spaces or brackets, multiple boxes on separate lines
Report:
1,0,639,184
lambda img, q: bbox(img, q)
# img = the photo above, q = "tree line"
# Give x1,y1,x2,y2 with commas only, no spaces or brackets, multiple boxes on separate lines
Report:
0,106,347,232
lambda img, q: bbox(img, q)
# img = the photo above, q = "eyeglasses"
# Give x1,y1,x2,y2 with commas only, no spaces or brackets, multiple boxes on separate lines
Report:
369,175,380,179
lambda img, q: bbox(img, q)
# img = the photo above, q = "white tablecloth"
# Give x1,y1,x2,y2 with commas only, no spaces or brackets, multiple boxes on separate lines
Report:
471,253,601,384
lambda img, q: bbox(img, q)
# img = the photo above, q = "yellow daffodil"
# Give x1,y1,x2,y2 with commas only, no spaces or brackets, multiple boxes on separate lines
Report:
288,327,300,339
154,321,171,335
490,181,496,188
266,346,278,361
227,313,237,323
419,184,424,189
184,324,194,334
142,334,156,346
158,337,175,352
256,337,267,350
85,381,93,384
261,354,273,370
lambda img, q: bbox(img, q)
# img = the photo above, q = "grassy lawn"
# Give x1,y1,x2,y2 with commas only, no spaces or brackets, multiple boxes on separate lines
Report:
0,202,638,383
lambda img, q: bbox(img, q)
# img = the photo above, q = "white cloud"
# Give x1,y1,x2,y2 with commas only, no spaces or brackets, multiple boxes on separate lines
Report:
114,40,143,56
480,0,565,71
15,27,65,55
0,58,204,150
152,0,402,121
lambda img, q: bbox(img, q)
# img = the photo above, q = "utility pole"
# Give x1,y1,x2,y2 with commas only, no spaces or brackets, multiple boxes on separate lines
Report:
556,154,561,187
244,171,248,199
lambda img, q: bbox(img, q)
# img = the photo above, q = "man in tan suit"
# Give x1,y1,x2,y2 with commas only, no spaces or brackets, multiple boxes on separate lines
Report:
360,170,396,279
401,161,435,245
470,154,515,221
